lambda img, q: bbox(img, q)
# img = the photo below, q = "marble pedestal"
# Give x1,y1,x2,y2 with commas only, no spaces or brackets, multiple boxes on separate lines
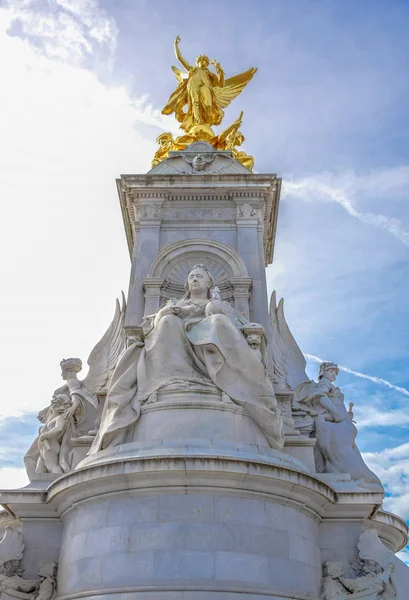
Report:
11,395,385,600
54,458,324,600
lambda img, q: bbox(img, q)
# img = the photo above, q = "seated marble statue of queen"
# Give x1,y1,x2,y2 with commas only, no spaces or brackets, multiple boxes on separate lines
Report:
89,265,284,454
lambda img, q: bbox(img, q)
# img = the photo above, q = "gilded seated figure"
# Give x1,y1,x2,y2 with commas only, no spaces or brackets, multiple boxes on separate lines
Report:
90,265,283,453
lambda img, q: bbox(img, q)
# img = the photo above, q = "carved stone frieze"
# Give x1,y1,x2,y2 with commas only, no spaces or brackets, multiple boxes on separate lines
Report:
163,207,234,221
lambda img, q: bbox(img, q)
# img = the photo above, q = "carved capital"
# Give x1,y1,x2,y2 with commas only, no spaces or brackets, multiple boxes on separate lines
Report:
236,203,256,219
135,200,163,222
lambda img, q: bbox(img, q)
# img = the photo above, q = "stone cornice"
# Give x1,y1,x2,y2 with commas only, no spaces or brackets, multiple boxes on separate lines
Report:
117,173,281,265
47,452,335,518
368,508,409,552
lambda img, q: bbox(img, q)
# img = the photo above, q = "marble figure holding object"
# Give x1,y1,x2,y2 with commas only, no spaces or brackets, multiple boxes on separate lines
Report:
269,291,382,488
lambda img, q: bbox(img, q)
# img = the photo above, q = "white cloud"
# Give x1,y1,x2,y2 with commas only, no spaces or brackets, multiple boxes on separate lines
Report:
3,0,118,67
363,443,409,519
397,547,409,565
0,3,172,421
0,467,29,490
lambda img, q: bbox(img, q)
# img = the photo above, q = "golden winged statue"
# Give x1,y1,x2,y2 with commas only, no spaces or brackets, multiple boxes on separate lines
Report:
162,35,257,140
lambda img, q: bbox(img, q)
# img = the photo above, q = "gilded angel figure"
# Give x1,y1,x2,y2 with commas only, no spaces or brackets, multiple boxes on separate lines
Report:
161,35,257,138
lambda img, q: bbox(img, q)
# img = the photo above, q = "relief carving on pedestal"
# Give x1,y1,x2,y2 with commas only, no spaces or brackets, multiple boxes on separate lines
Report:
0,529,58,600
322,540,396,600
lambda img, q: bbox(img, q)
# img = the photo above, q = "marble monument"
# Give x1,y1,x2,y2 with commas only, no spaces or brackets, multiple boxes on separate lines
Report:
1,35,408,600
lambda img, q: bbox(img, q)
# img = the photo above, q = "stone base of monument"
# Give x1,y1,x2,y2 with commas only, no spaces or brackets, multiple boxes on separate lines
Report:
3,452,406,599
39,445,400,600
51,452,328,600
32,394,396,600
3,387,406,600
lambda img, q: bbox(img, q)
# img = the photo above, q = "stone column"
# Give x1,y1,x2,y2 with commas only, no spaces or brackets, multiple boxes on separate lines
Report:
235,199,268,325
142,277,165,316
125,198,163,329
230,277,252,319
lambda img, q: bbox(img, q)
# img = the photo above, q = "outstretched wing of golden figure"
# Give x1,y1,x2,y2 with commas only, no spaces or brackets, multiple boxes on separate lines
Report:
213,67,257,109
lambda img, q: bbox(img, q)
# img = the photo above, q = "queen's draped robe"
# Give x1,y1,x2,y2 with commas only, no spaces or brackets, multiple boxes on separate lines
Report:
90,298,284,453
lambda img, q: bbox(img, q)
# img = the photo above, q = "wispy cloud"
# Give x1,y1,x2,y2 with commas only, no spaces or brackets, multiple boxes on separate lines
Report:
3,0,118,67
283,173,409,247
363,442,409,519
305,353,409,397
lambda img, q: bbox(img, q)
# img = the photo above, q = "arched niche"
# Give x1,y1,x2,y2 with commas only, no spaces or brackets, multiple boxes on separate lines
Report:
142,239,252,318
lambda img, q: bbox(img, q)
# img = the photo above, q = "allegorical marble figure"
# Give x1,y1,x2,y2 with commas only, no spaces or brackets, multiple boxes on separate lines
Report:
269,292,382,488
24,298,126,478
294,362,381,488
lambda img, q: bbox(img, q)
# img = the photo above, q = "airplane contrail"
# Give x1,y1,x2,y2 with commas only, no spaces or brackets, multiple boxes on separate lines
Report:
283,179,409,247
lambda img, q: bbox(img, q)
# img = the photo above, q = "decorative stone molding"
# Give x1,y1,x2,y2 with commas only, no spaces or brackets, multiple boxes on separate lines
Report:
148,239,249,280
117,172,282,264
163,207,235,221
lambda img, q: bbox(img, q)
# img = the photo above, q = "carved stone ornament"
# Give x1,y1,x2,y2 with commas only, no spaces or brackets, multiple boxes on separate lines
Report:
237,203,257,218
0,560,58,600
135,202,162,220
0,528,24,578
321,559,395,599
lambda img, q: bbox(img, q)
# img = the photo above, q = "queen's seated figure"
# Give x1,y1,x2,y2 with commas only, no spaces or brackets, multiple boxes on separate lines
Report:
90,265,283,453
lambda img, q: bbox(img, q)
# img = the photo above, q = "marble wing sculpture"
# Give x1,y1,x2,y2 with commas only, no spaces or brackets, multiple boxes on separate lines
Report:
82,292,126,395
269,291,309,390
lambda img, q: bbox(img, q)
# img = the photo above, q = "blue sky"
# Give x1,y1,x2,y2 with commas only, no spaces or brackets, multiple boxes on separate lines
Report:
0,0,409,553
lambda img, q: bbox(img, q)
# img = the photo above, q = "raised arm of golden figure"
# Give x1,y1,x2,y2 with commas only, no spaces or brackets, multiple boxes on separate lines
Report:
174,35,191,72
